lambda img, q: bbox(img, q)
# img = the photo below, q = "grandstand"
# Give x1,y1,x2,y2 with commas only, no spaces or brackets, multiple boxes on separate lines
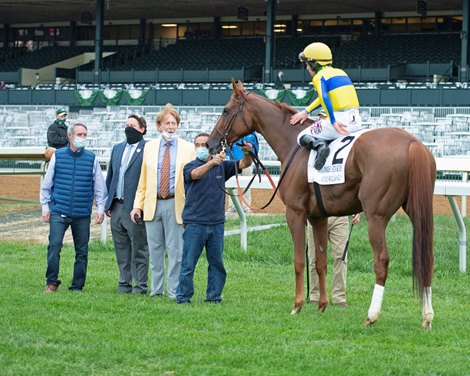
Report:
0,0,468,161
1,105,470,161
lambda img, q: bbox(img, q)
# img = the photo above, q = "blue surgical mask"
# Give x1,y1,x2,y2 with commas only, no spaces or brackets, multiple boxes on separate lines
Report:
162,131,177,141
196,147,210,161
73,137,87,149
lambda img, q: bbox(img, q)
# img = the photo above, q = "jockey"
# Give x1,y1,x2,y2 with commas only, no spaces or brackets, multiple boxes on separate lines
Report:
290,42,362,170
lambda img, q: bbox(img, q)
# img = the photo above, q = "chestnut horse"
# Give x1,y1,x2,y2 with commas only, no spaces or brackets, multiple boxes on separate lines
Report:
208,80,436,329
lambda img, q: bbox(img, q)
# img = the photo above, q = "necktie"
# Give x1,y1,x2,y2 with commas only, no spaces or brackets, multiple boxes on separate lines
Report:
116,144,132,199
160,141,171,199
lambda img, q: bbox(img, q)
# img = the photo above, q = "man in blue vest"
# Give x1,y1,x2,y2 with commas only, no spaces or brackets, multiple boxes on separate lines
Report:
40,123,107,293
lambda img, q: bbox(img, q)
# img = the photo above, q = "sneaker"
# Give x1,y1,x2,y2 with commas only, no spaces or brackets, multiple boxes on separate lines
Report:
45,284,58,293
227,207,236,213
68,287,83,292
243,208,251,213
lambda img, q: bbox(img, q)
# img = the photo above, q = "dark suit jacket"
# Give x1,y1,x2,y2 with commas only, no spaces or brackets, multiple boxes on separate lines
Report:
105,138,146,213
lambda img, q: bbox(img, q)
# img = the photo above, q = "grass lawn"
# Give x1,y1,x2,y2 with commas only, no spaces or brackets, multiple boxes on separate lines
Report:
1,214,469,375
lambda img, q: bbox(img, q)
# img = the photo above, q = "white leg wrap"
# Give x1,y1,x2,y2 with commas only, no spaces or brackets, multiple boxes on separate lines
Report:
368,284,385,322
422,287,434,322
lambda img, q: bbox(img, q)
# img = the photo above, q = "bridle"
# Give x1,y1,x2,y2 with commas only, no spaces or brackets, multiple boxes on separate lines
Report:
215,92,301,211
216,94,251,153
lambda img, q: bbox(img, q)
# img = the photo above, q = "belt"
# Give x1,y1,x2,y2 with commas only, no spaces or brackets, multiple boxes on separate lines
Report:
114,198,124,203
157,194,175,200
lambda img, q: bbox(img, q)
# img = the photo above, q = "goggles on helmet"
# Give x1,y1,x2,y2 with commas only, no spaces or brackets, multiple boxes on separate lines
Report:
299,52,311,63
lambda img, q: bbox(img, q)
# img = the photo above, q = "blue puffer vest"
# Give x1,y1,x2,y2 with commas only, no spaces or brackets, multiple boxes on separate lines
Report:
50,147,96,218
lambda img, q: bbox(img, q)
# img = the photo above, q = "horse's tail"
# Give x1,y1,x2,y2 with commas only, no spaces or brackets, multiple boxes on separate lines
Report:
406,141,435,297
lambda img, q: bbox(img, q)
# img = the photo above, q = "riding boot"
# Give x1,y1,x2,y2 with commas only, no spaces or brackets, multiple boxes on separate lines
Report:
299,135,330,170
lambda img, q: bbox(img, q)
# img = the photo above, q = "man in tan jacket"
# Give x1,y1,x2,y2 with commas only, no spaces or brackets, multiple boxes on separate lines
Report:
131,104,195,298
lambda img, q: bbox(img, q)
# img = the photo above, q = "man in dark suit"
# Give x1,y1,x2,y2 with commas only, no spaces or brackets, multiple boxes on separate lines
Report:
105,114,149,294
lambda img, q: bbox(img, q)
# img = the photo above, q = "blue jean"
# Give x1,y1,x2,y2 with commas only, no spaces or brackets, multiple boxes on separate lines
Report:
45,212,91,290
176,223,226,303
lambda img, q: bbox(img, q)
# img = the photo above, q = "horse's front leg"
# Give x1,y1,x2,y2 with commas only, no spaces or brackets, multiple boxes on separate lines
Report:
286,209,307,314
311,217,329,312
365,217,389,327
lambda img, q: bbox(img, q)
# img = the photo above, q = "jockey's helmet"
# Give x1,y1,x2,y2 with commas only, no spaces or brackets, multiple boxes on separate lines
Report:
299,42,332,66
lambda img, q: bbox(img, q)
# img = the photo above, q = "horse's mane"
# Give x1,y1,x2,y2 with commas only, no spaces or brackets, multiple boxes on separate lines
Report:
250,91,298,115
250,90,313,127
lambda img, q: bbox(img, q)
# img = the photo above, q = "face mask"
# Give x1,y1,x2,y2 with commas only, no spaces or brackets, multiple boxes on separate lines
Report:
73,137,87,149
57,119,66,126
162,131,177,141
196,147,210,161
125,126,144,144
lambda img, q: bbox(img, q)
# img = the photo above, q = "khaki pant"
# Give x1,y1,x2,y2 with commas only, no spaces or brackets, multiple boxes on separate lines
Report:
307,216,349,304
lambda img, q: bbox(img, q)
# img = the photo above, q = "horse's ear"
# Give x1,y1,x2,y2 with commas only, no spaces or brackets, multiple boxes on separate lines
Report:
237,80,248,99
231,78,240,97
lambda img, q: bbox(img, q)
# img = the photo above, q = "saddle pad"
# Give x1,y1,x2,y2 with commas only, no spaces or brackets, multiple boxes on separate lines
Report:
308,129,370,185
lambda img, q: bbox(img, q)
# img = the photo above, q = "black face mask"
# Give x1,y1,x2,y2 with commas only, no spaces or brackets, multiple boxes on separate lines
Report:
125,126,144,144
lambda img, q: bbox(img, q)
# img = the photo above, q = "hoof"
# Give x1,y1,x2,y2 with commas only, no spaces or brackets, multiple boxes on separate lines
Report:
290,308,299,315
364,318,376,327
422,320,432,330
290,306,302,315
317,304,327,313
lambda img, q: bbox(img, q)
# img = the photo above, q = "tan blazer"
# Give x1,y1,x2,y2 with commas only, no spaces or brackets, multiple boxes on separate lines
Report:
134,137,195,224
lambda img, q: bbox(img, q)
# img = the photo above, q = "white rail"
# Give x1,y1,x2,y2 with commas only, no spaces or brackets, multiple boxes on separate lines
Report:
0,149,468,272
227,157,470,273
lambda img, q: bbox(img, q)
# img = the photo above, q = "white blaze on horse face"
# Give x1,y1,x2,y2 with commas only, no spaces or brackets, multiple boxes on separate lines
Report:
422,286,434,322
368,284,385,322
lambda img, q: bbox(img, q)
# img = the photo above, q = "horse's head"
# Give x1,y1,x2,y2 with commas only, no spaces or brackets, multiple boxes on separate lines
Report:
208,79,254,154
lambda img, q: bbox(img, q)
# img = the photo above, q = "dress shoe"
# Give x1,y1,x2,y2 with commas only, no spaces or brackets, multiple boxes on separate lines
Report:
45,284,58,293
150,293,164,298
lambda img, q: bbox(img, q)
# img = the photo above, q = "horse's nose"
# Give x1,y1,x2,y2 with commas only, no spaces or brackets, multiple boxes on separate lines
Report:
208,140,221,154
209,145,221,155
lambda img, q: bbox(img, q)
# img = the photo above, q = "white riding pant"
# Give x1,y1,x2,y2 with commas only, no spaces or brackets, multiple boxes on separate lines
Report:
297,109,362,143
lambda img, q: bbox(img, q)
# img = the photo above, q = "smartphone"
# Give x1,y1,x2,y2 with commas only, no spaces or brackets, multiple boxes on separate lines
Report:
133,213,143,225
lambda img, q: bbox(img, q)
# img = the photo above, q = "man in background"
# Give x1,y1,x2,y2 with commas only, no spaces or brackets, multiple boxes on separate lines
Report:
308,214,360,307
47,108,69,149
227,131,259,213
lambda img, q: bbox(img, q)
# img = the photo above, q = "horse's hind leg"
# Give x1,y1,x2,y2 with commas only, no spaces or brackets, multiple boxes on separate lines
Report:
365,217,390,327
422,287,434,329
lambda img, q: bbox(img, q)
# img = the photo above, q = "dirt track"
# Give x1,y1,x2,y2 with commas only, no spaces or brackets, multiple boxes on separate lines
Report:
0,175,462,243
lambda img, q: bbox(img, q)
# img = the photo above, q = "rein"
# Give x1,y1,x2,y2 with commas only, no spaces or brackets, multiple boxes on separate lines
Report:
233,145,301,211
218,92,301,211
